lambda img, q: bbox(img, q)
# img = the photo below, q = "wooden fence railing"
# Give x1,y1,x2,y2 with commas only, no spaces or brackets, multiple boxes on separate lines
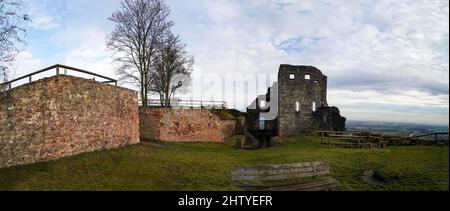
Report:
318,131,449,148
147,99,227,109
407,132,449,142
1,64,118,91
318,131,386,149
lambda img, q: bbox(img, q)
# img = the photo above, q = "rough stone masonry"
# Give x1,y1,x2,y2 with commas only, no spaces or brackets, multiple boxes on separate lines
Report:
139,107,238,143
246,64,346,141
277,65,330,136
0,75,140,168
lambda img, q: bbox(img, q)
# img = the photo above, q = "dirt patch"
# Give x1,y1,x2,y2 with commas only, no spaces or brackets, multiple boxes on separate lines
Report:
361,170,386,185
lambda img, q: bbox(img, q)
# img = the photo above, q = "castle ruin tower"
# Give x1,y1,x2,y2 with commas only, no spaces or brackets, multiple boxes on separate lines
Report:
277,65,328,137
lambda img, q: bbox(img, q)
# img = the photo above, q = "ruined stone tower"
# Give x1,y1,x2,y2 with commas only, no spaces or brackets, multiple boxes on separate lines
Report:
245,64,345,145
278,65,328,137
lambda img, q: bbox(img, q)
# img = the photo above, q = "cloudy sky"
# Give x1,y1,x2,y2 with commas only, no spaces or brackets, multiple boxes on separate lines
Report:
12,0,449,125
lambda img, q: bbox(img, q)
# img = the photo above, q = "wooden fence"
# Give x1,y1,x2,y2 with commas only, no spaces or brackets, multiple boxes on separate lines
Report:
318,131,449,148
147,99,227,109
0,64,118,91
318,131,386,149
389,132,449,146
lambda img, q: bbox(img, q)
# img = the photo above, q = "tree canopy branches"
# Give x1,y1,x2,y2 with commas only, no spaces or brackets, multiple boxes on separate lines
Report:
150,32,194,107
0,0,30,83
107,0,193,107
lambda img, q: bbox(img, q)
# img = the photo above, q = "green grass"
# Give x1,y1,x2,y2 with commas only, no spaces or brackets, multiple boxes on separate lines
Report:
0,136,448,191
209,109,237,120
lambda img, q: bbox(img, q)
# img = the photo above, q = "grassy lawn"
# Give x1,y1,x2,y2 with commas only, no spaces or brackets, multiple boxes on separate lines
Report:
0,136,448,191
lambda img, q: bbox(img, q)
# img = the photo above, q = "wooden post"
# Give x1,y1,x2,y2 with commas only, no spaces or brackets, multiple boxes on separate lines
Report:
56,66,60,75
380,134,383,149
29,76,32,83
321,132,323,144
328,135,331,149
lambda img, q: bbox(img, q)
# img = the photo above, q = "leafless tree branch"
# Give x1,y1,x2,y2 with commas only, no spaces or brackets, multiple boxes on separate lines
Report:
0,0,30,88
150,32,194,107
106,0,173,107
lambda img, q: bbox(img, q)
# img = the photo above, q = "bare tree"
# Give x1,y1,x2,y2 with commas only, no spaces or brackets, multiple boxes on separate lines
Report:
150,32,193,107
106,0,172,107
0,0,30,86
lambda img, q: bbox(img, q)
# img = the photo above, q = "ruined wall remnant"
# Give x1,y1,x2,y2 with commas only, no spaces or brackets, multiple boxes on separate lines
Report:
139,107,238,143
315,106,346,131
0,75,140,169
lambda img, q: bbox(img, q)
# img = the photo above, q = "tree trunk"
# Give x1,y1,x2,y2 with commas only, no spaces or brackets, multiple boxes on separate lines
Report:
164,91,170,107
160,94,164,107
141,81,146,107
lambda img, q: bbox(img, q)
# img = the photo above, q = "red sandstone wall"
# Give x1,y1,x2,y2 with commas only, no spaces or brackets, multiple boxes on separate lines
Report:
0,75,140,168
139,108,236,143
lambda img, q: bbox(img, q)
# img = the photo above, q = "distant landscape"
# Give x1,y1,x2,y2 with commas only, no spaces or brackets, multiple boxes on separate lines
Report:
347,120,449,139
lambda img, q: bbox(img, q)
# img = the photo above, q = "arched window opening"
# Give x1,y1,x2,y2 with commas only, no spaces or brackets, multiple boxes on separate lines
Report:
305,75,311,80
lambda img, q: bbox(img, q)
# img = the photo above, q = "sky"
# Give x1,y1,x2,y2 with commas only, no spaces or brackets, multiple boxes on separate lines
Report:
10,0,450,125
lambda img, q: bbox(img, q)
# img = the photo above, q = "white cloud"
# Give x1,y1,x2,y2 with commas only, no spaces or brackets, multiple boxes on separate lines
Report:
55,27,116,80
24,0,60,30
199,0,242,23
10,51,43,77
29,14,59,30
5,51,47,88
328,89,449,108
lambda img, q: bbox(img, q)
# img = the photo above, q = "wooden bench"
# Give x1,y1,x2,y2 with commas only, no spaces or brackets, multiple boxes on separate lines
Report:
231,161,339,191
319,131,386,149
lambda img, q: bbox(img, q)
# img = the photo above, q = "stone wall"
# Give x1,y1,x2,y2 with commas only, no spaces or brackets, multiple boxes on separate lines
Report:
0,75,140,169
139,107,236,143
315,106,347,131
245,64,346,139
278,65,328,137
